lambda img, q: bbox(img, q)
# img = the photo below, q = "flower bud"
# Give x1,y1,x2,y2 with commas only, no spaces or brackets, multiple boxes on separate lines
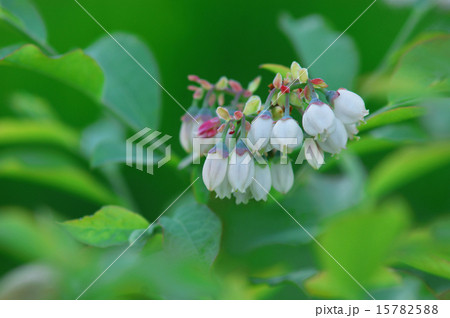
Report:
243,95,262,115
215,177,232,199
302,99,336,141
202,142,229,191
331,89,369,124
271,116,303,154
228,140,255,193
247,110,273,150
317,118,348,154
273,73,282,89
215,76,228,90
270,159,294,194
247,76,261,93
198,117,220,138
250,164,271,201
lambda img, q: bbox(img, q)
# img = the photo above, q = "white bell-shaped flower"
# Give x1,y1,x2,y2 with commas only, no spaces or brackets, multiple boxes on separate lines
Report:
248,110,273,151
202,141,229,191
250,163,272,201
234,190,252,205
271,116,303,154
299,138,324,170
332,88,369,124
344,123,359,140
302,99,336,141
215,177,232,199
317,118,348,154
228,140,255,193
270,159,294,194
180,118,194,152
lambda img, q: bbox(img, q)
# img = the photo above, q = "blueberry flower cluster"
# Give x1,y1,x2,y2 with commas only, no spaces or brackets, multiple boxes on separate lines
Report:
180,62,369,204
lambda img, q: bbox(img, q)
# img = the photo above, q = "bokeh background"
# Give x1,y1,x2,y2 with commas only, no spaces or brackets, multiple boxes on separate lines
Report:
0,0,449,299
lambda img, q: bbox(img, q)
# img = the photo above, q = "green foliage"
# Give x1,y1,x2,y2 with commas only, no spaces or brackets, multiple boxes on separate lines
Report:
280,14,359,88
0,44,103,98
0,0,448,301
62,206,149,247
306,200,410,299
368,142,450,198
259,63,290,77
389,35,450,104
0,0,48,49
359,106,426,132
86,33,161,130
159,196,221,265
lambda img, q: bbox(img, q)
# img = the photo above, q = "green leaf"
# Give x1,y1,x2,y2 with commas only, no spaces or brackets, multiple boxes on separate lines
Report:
191,165,210,204
259,63,290,77
389,35,450,103
251,269,317,290
0,150,117,204
62,206,149,247
359,106,426,132
159,196,221,265
391,218,450,279
86,33,161,130
280,14,359,89
0,44,104,98
0,0,48,47
368,142,450,197
306,200,410,299
0,119,78,150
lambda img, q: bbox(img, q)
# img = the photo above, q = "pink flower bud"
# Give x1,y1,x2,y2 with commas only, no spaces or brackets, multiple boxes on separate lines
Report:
234,110,243,120
273,73,282,89
188,75,199,82
198,79,213,90
198,117,221,138
280,85,290,94
229,79,243,92
302,99,336,140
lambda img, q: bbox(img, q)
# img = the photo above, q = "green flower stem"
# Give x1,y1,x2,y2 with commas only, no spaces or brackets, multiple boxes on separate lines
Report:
264,88,277,109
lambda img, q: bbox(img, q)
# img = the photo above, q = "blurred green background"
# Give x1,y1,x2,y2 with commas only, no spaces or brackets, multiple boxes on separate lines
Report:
0,0,449,300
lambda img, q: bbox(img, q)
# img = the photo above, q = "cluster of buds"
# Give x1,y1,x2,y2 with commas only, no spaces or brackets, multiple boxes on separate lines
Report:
180,62,369,204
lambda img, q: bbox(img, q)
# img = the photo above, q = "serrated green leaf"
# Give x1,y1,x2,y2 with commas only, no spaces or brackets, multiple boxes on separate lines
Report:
62,206,149,247
86,33,161,130
0,44,104,98
280,14,359,89
389,35,450,103
368,142,450,197
259,63,290,77
159,196,221,265
359,106,426,132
